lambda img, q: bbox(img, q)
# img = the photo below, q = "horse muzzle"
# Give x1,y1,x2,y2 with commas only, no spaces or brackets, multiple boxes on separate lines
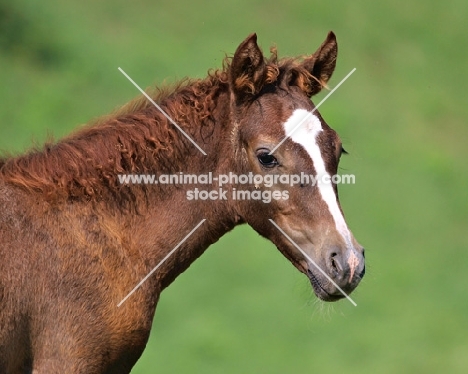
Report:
306,246,365,302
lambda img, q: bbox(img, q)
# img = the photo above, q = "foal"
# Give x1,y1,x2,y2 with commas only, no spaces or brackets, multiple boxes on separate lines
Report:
0,32,364,373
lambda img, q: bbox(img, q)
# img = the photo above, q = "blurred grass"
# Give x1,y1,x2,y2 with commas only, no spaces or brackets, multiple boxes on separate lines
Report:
1,0,467,372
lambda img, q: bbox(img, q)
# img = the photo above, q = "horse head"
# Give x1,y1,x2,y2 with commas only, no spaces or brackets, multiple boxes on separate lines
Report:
227,32,365,301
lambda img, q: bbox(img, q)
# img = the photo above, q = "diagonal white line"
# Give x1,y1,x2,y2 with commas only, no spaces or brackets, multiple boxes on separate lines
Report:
117,219,206,307
118,67,207,156
269,68,356,155
269,219,357,306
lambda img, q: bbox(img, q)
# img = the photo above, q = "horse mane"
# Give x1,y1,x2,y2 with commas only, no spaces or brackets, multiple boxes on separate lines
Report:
0,71,230,203
0,49,316,203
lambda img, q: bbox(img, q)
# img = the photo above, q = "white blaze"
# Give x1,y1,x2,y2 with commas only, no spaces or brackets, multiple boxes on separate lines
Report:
283,109,354,250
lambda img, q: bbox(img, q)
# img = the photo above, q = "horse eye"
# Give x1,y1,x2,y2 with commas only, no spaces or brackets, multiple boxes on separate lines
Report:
256,150,278,168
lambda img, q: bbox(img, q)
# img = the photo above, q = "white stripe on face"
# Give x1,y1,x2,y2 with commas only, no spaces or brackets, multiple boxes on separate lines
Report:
283,109,353,250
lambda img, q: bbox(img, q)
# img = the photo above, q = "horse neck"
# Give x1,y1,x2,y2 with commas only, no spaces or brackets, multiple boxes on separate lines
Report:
0,76,241,293
111,84,242,291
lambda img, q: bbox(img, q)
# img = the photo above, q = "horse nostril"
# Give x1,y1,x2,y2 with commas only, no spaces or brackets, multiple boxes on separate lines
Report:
325,248,365,287
330,252,343,274
359,265,366,279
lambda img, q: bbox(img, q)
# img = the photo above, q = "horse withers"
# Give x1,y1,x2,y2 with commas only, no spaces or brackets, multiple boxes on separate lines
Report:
0,32,365,373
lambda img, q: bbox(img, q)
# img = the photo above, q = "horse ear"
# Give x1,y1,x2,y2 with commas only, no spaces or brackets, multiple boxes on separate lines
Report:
230,33,266,103
294,31,338,97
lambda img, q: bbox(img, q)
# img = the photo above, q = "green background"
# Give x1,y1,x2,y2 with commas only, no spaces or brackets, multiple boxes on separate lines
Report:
1,0,467,372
